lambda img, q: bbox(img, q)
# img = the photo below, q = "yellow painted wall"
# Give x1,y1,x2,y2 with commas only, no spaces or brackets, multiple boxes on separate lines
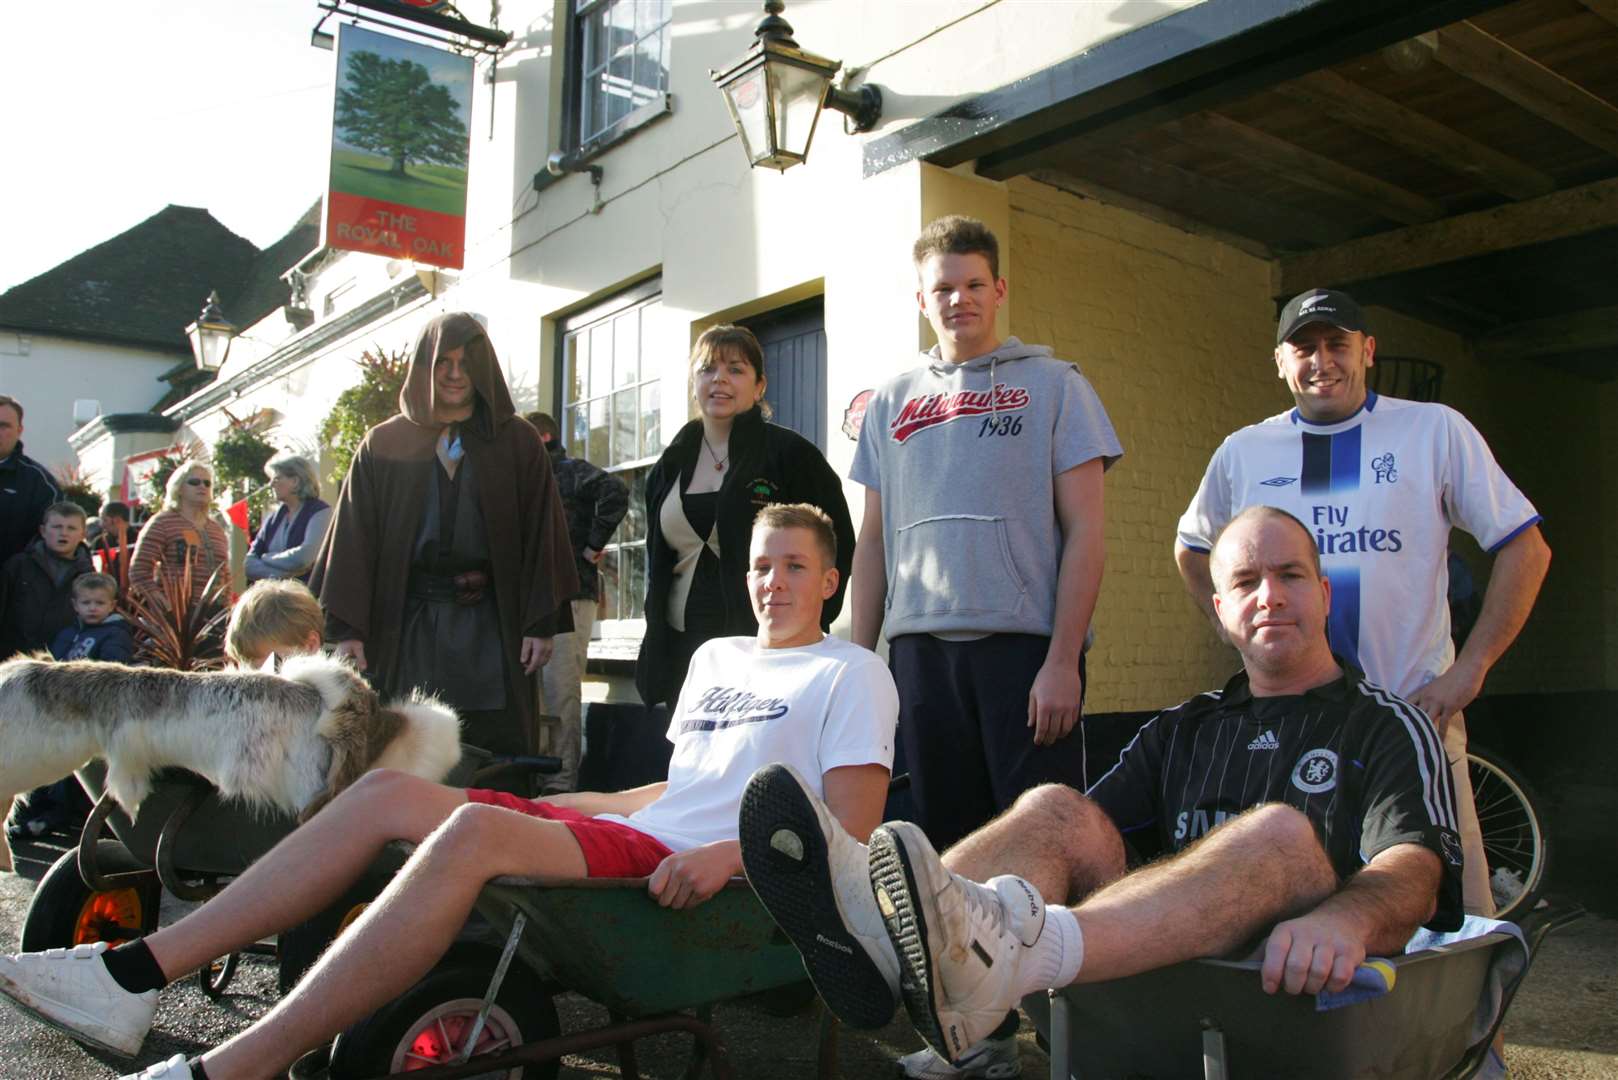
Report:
1004,176,1283,712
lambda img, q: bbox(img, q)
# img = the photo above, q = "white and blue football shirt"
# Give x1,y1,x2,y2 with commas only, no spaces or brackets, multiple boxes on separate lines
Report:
1177,393,1541,697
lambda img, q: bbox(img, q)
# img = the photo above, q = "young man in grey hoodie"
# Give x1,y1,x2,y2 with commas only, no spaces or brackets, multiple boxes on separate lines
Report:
848,215,1122,1075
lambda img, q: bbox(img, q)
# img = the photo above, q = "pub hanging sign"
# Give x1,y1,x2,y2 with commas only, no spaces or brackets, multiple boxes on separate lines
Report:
324,24,473,270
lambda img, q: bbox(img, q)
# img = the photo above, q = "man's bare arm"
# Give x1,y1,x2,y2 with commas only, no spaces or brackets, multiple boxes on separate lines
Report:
1173,541,1223,637
820,762,892,843
1029,460,1105,746
1409,526,1551,733
850,488,887,651
1261,843,1442,995
651,764,889,908
545,781,667,817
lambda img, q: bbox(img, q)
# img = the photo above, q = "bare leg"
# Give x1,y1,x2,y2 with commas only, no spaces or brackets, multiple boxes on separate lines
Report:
143,769,469,981
201,801,588,1080
943,784,1124,905
1069,803,1337,983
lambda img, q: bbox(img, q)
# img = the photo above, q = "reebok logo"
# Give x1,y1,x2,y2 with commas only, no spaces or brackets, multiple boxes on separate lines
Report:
815,933,853,955
1247,730,1280,751
889,385,1031,443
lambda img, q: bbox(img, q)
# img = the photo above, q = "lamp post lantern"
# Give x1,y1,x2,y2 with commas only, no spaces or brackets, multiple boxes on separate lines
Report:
186,291,237,373
711,0,881,171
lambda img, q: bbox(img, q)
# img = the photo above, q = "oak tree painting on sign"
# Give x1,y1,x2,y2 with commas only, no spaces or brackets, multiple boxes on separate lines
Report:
324,23,473,269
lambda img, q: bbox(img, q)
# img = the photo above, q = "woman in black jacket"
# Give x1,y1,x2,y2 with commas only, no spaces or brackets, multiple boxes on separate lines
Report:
635,325,854,708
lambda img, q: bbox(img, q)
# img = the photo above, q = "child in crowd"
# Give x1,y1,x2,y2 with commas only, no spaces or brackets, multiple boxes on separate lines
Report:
3,503,98,841
0,501,94,659
51,573,134,663
224,578,325,669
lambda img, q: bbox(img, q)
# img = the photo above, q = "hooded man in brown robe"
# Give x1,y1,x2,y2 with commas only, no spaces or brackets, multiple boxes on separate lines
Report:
310,312,578,762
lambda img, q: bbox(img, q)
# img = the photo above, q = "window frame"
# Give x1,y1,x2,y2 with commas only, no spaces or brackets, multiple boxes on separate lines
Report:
560,0,674,162
555,276,666,657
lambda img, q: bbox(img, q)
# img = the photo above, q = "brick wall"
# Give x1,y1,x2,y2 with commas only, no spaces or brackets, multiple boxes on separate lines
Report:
1006,177,1283,712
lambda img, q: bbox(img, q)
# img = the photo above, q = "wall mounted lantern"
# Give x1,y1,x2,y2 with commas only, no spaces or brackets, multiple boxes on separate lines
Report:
710,0,882,171
186,291,237,372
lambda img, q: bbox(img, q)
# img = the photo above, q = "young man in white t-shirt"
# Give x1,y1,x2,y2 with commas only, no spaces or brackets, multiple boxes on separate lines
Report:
1173,288,1552,916
0,505,897,1080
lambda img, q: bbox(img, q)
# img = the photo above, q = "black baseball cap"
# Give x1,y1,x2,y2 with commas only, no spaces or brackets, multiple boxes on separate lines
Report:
1276,289,1367,344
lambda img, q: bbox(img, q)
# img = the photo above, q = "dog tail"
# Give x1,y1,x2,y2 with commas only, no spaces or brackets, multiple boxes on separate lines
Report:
372,693,463,784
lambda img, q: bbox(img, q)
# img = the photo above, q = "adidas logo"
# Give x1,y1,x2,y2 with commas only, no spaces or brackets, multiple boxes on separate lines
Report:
1247,730,1280,751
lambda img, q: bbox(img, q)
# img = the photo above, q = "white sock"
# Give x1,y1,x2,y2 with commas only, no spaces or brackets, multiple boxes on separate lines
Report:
1018,904,1084,997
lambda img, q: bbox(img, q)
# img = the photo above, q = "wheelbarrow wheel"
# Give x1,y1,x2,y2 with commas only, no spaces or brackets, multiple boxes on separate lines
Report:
328,946,560,1079
198,953,241,999
20,848,161,952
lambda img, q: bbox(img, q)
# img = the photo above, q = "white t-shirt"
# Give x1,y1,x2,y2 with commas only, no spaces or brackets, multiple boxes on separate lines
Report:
595,634,898,852
1176,393,1540,696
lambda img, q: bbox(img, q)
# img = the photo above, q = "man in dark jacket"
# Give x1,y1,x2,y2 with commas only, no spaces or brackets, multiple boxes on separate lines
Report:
0,396,62,566
524,411,628,793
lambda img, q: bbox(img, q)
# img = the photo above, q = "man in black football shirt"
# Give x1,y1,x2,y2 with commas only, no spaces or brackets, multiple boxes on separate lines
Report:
742,505,1463,1068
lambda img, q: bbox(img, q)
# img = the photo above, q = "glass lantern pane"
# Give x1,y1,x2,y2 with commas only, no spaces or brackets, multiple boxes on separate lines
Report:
768,62,829,161
723,66,771,165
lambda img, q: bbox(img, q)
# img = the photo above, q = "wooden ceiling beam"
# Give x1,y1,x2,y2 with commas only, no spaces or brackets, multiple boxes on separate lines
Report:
1162,112,1446,224
1475,305,1618,361
1050,137,1354,251
1574,0,1618,30
1279,176,1618,294
1426,21,1618,158
1276,70,1555,200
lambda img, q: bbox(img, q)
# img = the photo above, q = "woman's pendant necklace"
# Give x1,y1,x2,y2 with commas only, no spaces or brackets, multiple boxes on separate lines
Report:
702,435,729,472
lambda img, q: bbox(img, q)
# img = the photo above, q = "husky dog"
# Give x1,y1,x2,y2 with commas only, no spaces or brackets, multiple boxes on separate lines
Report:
0,653,461,872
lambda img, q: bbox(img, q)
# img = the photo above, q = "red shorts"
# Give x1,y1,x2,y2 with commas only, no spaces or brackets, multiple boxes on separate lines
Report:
464,789,674,877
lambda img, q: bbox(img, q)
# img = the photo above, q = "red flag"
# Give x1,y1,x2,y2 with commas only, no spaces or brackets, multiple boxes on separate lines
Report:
225,499,251,533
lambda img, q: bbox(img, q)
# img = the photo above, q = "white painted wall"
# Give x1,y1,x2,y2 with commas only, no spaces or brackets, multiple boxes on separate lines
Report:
0,331,179,473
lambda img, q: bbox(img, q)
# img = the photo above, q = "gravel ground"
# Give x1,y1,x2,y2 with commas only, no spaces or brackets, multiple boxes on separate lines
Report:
2,828,1614,1079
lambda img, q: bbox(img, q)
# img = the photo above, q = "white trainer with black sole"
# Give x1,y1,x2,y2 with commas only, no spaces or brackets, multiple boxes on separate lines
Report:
0,940,157,1058
868,821,1045,1066
739,763,900,1029
897,1037,1022,1078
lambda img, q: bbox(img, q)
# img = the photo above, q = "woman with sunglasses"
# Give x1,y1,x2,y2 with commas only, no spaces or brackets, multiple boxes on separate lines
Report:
130,463,231,606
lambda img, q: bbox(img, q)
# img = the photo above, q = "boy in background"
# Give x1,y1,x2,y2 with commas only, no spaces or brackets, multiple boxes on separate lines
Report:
51,573,134,663
0,501,94,660
225,579,326,669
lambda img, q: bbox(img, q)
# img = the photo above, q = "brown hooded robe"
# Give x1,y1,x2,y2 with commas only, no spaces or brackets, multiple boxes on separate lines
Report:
309,313,578,750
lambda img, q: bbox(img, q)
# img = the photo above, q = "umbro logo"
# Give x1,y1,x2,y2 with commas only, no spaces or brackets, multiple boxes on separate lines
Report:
1247,730,1280,751
1260,476,1297,487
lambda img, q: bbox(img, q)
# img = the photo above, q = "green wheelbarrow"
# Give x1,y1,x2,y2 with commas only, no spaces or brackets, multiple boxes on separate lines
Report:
302,874,838,1080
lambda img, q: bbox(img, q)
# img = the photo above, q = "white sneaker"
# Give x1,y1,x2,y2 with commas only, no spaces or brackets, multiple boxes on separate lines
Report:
120,1054,194,1080
869,821,1044,1065
0,941,157,1057
739,763,900,1029
897,1036,1022,1078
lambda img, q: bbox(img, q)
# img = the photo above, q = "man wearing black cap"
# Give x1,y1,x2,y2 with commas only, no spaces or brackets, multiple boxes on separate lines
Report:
1173,288,1551,917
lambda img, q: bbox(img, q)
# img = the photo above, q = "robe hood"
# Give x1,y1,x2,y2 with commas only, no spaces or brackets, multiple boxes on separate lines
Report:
399,312,517,436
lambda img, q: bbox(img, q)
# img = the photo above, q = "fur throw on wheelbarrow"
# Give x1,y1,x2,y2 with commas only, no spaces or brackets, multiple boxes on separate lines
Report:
0,653,462,872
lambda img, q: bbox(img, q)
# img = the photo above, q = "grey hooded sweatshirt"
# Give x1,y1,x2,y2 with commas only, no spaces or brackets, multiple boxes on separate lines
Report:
850,338,1122,640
